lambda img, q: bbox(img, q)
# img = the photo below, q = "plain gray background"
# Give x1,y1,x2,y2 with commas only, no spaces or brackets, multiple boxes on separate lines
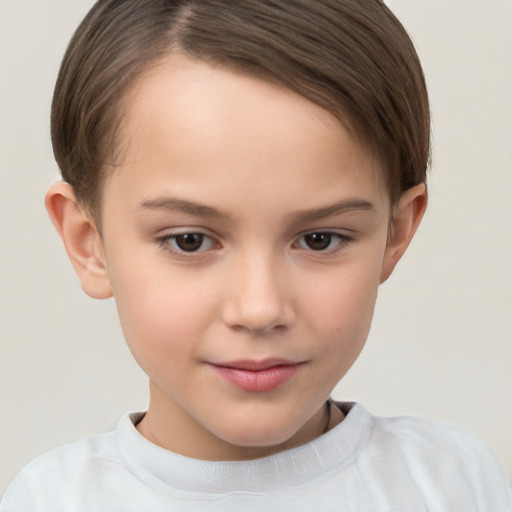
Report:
1,0,511,494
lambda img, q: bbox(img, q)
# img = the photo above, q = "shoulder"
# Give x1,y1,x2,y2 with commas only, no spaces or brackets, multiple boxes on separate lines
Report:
373,411,501,466
351,404,512,507
1,424,127,511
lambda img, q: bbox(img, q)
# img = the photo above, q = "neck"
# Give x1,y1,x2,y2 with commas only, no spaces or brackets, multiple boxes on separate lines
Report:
136,384,342,461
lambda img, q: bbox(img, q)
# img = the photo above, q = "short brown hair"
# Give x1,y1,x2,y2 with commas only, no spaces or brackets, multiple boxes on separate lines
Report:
51,0,430,220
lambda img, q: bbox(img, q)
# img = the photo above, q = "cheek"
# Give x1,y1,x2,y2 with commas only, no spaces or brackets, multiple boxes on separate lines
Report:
303,259,381,357
109,262,216,369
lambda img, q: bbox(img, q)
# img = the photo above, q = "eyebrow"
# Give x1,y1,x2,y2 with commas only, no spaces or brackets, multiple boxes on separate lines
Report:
291,198,376,223
139,197,229,219
139,196,376,222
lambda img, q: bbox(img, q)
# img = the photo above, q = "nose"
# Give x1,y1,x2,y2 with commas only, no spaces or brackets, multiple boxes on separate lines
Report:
221,253,296,334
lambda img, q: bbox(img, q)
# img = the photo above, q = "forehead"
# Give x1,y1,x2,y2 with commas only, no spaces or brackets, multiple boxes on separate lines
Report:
122,57,345,154
104,55,387,218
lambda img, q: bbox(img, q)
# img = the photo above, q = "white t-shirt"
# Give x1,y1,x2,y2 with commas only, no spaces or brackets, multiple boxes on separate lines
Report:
1,402,511,511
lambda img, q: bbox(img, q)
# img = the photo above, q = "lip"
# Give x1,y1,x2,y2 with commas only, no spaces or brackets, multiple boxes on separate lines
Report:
208,359,303,392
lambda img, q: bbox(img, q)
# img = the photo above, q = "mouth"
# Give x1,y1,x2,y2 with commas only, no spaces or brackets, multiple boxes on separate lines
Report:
208,359,303,392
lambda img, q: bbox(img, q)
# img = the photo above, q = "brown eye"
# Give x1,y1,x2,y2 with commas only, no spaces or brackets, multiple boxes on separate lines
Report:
157,232,218,255
296,232,350,252
303,233,333,251
174,233,206,252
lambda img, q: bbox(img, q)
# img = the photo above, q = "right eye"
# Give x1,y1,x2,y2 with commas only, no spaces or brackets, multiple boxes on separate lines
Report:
157,232,217,254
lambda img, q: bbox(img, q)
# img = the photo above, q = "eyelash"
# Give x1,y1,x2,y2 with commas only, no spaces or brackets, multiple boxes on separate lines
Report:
294,232,352,253
155,232,218,255
155,230,352,257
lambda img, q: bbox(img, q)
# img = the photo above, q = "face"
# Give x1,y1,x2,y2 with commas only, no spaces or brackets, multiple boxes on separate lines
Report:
98,56,394,460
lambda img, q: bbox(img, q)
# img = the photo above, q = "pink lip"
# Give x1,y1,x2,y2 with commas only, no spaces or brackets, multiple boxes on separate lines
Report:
208,359,302,392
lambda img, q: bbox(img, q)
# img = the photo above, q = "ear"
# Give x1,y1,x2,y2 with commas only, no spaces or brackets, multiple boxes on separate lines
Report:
380,183,428,283
45,182,113,299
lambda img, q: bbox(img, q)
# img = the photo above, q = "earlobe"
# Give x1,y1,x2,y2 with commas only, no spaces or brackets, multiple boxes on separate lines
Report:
380,184,428,283
45,182,113,299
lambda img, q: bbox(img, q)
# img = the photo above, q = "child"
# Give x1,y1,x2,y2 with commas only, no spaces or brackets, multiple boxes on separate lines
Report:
1,0,510,510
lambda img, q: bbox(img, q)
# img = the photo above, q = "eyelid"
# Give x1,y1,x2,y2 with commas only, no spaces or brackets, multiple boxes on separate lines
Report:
293,230,353,253
155,228,221,256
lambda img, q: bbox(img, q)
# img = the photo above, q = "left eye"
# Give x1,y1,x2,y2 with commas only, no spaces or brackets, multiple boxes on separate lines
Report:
164,233,217,253
296,232,347,251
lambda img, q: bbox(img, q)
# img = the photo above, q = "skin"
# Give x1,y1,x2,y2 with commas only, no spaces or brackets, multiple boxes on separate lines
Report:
46,55,426,461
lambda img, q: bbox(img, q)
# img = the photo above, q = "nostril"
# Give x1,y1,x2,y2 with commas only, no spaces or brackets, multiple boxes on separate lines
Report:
222,299,295,334
229,321,289,334
220,260,296,333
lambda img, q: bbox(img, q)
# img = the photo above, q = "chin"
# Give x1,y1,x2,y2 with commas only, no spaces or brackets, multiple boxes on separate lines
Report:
213,416,303,453
226,431,290,449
